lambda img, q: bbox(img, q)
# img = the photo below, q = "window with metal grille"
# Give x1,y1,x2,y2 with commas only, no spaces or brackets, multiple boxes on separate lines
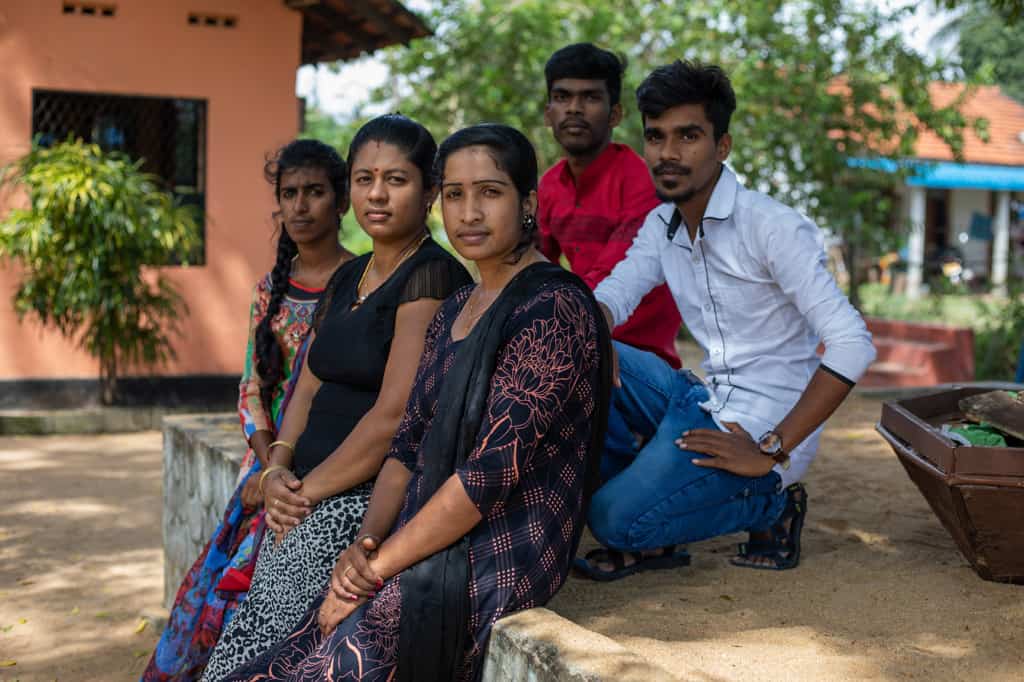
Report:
31,89,207,263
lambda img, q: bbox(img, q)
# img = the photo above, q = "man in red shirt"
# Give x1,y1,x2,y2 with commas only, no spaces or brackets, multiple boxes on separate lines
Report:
539,43,681,369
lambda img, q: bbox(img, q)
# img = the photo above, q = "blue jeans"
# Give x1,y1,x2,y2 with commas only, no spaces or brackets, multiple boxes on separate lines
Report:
588,342,787,552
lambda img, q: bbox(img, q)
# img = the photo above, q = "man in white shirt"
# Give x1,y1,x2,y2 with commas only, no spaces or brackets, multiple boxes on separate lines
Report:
576,61,876,579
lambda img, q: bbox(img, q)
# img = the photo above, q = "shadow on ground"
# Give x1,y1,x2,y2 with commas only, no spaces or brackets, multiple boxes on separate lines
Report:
550,395,1024,681
2,396,1022,681
0,433,166,681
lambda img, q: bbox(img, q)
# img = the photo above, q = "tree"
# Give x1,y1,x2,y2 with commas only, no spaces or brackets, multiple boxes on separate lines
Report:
937,2,1024,101
937,0,1024,22
368,0,975,306
0,139,201,404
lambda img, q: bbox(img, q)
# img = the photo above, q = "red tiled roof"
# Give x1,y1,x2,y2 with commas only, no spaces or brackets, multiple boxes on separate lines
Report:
915,83,1024,166
289,0,431,64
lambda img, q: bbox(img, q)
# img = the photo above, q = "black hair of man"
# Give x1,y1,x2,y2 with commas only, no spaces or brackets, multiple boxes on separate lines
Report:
636,60,737,141
545,43,626,106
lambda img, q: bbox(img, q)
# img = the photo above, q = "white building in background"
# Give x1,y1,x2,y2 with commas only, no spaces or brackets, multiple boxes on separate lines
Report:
883,84,1024,297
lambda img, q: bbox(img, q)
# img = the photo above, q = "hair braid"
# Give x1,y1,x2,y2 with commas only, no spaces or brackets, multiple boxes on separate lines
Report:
254,226,298,412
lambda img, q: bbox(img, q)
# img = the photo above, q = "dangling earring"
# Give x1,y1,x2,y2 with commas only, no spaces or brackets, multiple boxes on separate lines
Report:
522,214,537,231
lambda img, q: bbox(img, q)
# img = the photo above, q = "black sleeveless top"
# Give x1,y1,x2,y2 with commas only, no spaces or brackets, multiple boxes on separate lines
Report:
292,238,472,478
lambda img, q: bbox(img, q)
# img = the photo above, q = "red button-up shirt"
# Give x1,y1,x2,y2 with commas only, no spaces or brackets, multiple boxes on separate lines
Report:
538,143,681,367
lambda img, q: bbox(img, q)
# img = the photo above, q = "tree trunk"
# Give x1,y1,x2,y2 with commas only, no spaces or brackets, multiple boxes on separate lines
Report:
100,352,118,405
846,241,861,311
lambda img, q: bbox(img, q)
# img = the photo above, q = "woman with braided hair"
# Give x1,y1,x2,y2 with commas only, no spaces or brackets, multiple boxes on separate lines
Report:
142,139,352,681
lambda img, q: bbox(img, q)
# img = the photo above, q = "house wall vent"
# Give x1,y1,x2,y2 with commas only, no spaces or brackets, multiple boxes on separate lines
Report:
187,13,238,28
62,3,117,17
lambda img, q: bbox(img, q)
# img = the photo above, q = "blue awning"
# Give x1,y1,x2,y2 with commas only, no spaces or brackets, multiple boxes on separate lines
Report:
848,157,1024,191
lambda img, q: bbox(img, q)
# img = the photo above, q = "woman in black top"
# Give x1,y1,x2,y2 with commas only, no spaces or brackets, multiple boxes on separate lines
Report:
216,126,611,682
202,115,471,680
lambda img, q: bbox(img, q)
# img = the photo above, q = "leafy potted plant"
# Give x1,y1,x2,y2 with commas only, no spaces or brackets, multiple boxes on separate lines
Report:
0,139,200,404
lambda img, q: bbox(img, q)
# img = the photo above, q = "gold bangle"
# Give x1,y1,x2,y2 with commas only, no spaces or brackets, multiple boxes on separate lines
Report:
258,464,288,496
268,440,295,454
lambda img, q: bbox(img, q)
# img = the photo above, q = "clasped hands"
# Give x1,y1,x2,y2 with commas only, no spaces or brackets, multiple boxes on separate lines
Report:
317,535,384,635
262,469,312,543
676,421,775,477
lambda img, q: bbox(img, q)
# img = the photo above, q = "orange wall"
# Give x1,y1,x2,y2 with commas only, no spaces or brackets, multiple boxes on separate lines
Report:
0,0,302,380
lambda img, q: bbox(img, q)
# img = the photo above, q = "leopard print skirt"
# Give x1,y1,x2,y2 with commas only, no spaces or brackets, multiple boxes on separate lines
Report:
200,483,372,681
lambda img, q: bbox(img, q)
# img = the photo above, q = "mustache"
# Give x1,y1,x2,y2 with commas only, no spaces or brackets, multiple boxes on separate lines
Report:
653,163,692,176
560,118,590,129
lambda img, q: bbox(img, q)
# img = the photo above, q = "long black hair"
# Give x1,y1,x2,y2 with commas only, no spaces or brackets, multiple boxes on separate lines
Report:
255,139,347,414
433,123,539,261
313,114,438,328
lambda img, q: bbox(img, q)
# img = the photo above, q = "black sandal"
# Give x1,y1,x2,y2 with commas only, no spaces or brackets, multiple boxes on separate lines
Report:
573,545,691,582
729,483,807,571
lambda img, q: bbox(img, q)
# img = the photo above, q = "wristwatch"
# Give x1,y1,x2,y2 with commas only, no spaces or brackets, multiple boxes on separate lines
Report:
757,430,791,469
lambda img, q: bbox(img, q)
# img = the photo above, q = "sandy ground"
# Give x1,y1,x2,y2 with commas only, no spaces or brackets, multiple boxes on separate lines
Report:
2,395,1023,681
0,433,166,681
553,395,1024,680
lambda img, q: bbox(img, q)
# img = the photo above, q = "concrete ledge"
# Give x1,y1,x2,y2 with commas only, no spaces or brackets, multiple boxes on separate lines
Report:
159,418,675,679
0,405,230,435
162,413,246,607
483,608,677,681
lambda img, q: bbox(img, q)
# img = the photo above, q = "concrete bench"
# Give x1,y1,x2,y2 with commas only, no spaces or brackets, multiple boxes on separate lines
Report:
161,414,676,680
162,414,246,608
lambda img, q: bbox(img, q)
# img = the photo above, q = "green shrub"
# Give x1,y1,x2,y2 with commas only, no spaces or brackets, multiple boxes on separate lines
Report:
972,292,1024,381
858,283,1024,381
0,139,200,404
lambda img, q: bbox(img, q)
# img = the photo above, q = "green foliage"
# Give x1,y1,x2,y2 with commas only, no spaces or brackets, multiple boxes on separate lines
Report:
301,105,364,152
365,0,974,306
937,0,1024,23
939,2,1024,101
0,139,201,403
971,292,1024,380
858,283,969,323
371,0,660,170
859,283,1024,380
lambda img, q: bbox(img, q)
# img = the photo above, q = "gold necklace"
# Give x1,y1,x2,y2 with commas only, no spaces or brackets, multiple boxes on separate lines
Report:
353,232,429,308
462,287,493,332
460,253,541,332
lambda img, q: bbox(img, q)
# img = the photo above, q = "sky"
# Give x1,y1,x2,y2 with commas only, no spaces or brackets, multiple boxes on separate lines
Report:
295,0,959,122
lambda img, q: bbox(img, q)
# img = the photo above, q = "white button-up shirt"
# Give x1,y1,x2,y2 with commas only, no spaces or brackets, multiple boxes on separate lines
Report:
595,165,876,487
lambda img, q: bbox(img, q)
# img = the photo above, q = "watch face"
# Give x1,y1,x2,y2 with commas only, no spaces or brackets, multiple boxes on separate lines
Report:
759,431,782,455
